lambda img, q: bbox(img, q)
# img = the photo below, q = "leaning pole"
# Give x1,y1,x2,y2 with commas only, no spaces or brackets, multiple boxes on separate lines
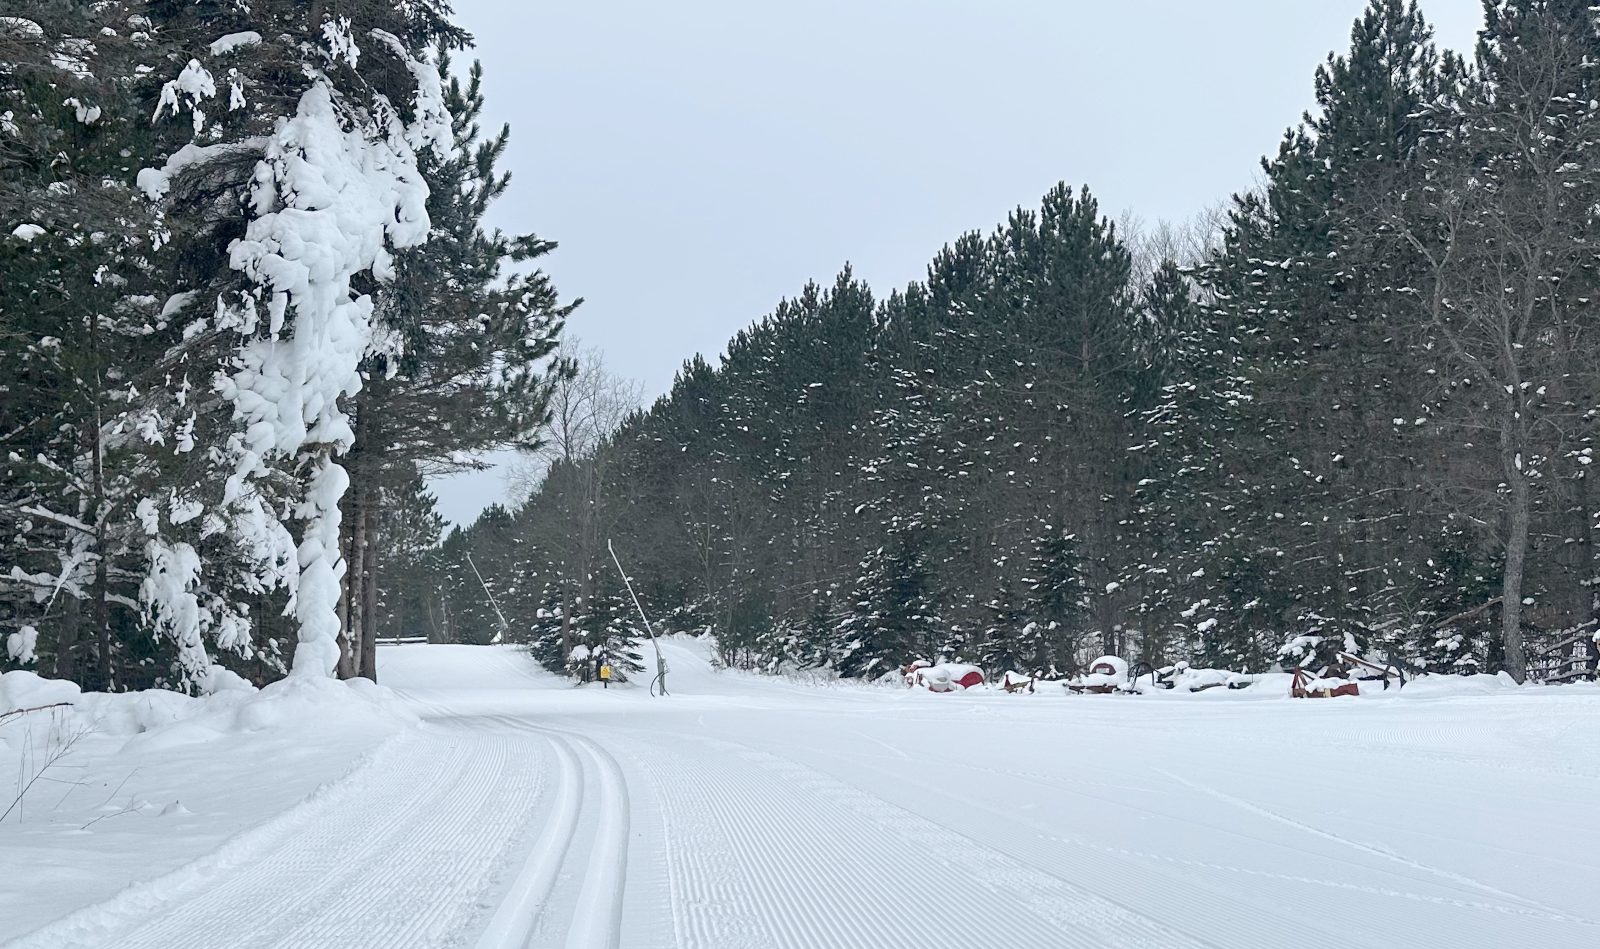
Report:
609,539,668,696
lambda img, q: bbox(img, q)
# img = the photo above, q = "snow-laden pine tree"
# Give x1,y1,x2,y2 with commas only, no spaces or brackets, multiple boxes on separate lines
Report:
127,1,462,680
836,529,940,678
0,1,243,689
336,51,570,681
1,1,571,691
1178,0,1450,667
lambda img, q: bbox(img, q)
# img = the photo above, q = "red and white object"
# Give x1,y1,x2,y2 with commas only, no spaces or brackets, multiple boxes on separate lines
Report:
904,662,985,692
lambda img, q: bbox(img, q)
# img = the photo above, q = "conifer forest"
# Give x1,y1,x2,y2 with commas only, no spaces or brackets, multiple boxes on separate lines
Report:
6,0,1600,693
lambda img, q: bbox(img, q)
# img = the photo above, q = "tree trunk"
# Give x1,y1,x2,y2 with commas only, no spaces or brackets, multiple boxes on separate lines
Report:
1501,415,1531,683
85,306,114,691
1572,467,1592,627
337,402,368,679
336,509,354,678
359,499,379,681
54,595,79,682
391,573,404,649
344,480,368,680
559,584,572,659
92,550,110,691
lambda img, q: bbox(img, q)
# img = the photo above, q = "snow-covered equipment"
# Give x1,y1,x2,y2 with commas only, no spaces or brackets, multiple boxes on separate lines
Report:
1291,666,1360,698
1065,656,1129,694
1290,651,1404,698
1000,671,1035,693
904,661,984,692
608,540,669,696
1130,660,1179,690
1336,652,1405,690
1130,661,1257,693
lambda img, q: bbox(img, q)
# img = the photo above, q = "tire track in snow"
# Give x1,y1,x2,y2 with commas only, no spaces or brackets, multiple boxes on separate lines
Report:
619,730,1215,949
5,726,550,949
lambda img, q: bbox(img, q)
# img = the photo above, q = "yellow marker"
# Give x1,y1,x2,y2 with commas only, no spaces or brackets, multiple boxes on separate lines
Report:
599,665,612,681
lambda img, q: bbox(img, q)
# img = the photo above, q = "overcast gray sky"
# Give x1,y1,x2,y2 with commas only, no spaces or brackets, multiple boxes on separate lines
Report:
430,0,1483,526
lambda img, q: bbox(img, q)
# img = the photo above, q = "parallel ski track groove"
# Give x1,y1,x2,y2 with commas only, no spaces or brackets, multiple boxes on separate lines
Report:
478,716,631,949
474,731,583,949
561,734,630,949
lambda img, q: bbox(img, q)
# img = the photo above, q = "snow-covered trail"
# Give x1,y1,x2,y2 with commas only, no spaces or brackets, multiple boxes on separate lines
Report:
564,642,1600,949
5,639,1600,949
20,727,548,949
397,640,1600,948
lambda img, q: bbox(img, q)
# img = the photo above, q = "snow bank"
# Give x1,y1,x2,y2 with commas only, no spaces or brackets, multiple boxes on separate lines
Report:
0,670,418,944
0,670,415,755
1393,671,1522,699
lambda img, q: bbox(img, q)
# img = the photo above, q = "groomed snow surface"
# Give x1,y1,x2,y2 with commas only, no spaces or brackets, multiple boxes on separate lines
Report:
3,639,1598,949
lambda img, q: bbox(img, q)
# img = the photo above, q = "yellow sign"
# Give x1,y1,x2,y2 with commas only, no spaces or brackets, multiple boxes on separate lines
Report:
599,665,612,681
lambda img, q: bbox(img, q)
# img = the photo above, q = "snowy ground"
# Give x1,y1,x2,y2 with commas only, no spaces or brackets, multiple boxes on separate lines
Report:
3,639,1599,949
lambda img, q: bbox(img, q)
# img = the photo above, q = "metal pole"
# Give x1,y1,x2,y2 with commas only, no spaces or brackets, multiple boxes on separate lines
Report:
465,552,510,644
608,539,667,695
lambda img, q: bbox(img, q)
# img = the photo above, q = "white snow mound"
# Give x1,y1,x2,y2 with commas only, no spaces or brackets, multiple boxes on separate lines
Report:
0,670,416,753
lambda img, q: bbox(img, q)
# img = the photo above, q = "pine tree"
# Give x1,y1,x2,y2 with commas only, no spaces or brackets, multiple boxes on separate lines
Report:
836,531,939,678
0,1,262,689
978,577,1028,675
1020,529,1086,675
339,50,569,680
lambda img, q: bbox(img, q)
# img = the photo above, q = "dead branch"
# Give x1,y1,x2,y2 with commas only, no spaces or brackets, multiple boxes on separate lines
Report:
1430,597,1504,632
0,702,73,727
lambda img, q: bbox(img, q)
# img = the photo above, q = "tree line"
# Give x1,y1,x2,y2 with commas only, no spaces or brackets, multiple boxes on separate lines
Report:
441,0,1600,686
1,1,566,690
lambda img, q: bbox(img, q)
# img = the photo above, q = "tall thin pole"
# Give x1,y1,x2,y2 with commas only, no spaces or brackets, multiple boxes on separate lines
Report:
465,552,510,644
609,539,667,695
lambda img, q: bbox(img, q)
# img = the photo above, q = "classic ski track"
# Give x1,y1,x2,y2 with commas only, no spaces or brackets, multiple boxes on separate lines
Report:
617,727,1217,949
6,726,549,949
477,716,631,949
560,733,630,949
475,731,583,949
